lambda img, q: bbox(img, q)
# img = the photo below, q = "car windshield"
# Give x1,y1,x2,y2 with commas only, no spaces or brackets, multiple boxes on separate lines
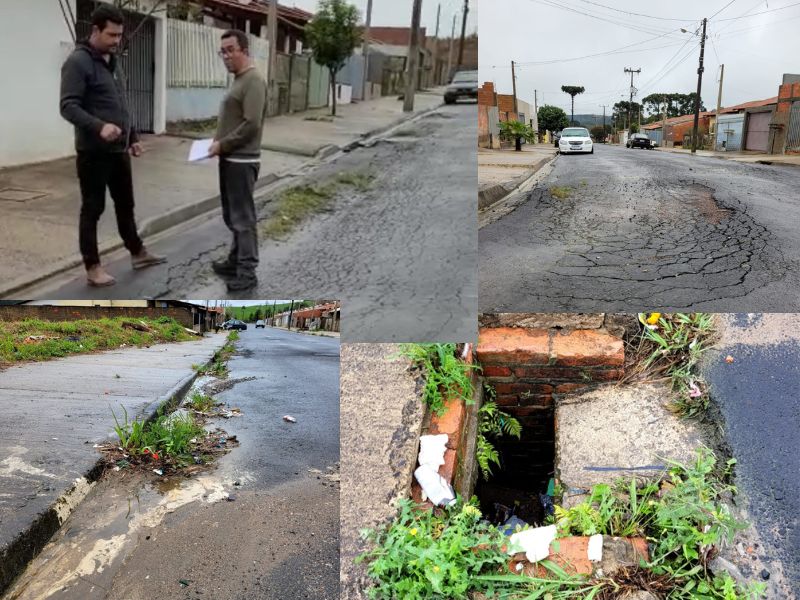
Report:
561,128,590,137
452,71,477,83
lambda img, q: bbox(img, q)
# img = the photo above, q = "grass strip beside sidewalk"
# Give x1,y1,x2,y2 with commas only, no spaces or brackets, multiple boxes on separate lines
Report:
0,316,197,364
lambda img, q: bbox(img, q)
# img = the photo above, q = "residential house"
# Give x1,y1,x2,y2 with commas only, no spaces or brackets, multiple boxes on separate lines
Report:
714,97,777,152
770,74,800,154
642,112,714,148
478,82,501,148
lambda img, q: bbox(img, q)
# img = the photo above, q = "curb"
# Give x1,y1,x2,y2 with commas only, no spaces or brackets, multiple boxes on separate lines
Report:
0,103,443,299
0,337,226,595
478,153,558,211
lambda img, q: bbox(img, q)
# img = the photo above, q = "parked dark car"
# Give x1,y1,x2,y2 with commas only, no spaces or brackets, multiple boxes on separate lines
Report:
627,133,654,149
444,70,478,104
223,319,247,331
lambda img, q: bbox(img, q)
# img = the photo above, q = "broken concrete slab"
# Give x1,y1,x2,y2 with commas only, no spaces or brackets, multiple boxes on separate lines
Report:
0,334,227,595
555,383,704,507
339,344,425,600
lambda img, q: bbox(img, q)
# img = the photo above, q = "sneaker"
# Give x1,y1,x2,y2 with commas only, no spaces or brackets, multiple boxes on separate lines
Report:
86,264,116,287
226,275,257,292
132,248,167,270
212,259,238,277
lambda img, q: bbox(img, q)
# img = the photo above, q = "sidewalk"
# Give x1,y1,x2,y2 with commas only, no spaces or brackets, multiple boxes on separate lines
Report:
0,333,227,595
478,144,557,209
655,145,800,167
0,89,444,296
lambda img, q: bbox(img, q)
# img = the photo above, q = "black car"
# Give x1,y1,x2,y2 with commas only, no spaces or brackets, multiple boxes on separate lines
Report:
444,70,478,104
627,133,654,149
223,319,247,331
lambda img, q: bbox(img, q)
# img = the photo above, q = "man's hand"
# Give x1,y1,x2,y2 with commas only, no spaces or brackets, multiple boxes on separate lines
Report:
129,142,144,157
99,123,122,141
208,141,221,157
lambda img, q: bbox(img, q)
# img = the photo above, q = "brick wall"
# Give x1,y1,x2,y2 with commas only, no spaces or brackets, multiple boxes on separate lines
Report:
476,327,625,488
0,306,193,328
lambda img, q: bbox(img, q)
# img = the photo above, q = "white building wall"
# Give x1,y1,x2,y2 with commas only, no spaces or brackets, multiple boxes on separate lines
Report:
0,0,77,167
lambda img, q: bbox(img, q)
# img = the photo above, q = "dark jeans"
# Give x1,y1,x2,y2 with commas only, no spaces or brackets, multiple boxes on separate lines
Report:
76,151,143,268
219,160,259,277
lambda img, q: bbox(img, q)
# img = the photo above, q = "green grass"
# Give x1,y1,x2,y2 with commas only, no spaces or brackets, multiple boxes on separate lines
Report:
111,405,205,463
187,391,216,413
0,317,194,364
550,186,572,199
228,329,240,342
397,343,478,415
335,171,375,192
262,184,337,239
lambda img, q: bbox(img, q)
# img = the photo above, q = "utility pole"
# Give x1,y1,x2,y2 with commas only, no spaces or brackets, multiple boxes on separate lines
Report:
267,0,279,115
287,300,295,330
456,0,469,70
511,60,518,114
714,63,724,151
404,0,423,112
361,0,373,101
691,18,707,154
432,3,441,85
534,90,539,141
446,13,456,83
662,98,668,147
600,104,607,141
624,67,641,138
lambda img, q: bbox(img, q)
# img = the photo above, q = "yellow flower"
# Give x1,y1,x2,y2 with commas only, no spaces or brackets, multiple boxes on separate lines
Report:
461,505,482,519
646,313,662,325
409,528,418,536
433,565,441,573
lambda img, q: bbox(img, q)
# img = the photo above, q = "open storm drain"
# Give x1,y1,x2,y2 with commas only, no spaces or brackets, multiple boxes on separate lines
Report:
0,187,48,202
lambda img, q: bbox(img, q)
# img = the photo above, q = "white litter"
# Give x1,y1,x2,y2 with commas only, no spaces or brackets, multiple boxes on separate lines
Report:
283,415,297,423
153,469,163,476
588,534,603,562
507,525,557,562
414,464,456,507
418,434,449,468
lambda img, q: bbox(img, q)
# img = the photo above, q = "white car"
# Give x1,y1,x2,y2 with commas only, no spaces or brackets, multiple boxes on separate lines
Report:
558,127,594,154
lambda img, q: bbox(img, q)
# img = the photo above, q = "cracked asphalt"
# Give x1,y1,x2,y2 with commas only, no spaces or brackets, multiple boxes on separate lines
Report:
479,144,800,312
25,103,477,343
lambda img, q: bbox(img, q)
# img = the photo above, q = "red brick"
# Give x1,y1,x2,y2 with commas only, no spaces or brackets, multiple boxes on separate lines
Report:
477,327,550,365
514,366,580,380
590,368,625,382
551,330,624,367
554,383,592,394
439,448,457,483
494,382,552,396
495,394,519,407
510,536,650,578
430,397,465,437
508,406,551,417
518,393,552,407
482,365,512,377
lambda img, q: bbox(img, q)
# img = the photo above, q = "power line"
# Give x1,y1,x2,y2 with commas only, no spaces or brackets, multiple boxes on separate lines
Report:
710,0,739,19
578,0,698,22
529,0,684,37
715,0,800,19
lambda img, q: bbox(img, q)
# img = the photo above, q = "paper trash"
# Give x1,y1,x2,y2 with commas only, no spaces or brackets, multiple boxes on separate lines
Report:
418,434,449,468
414,464,456,507
588,534,603,562
507,525,557,562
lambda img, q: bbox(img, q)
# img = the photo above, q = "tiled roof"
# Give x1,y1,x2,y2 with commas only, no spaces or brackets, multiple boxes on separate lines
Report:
203,0,313,22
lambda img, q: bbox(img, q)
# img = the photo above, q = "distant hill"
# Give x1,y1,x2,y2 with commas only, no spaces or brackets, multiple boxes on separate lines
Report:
569,114,608,128
226,301,315,322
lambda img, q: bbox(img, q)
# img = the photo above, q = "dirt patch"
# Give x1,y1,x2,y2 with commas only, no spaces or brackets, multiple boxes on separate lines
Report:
687,183,732,224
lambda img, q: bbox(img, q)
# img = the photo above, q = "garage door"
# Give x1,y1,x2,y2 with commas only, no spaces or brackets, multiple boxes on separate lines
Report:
744,111,771,151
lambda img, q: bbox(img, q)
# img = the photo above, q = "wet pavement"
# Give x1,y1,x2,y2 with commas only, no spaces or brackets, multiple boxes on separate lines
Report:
703,314,800,594
479,144,800,312
21,103,478,343
3,327,340,600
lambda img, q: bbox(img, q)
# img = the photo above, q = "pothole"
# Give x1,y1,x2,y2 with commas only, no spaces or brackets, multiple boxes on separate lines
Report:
686,183,732,224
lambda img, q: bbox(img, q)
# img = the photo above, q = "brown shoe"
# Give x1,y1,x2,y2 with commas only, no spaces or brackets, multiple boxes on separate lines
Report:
132,248,167,270
86,265,116,287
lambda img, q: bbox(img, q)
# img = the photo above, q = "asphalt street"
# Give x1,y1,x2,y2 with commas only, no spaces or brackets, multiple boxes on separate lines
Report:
23,102,478,343
479,144,800,312
704,314,800,595
3,327,340,600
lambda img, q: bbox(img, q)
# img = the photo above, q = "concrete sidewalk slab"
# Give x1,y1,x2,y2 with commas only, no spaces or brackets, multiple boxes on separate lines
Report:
340,344,425,600
0,90,444,297
555,383,704,508
478,145,557,210
0,333,227,595
654,146,800,167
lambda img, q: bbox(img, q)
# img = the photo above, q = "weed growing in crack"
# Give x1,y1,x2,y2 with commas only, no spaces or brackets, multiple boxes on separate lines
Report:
550,185,572,199
187,391,216,413
111,406,205,463
336,171,375,191
397,343,478,415
228,329,240,342
629,313,716,418
477,385,522,480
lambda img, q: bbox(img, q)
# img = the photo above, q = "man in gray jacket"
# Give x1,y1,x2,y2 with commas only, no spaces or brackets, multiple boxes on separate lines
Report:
208,29,268,292
60,3,165,287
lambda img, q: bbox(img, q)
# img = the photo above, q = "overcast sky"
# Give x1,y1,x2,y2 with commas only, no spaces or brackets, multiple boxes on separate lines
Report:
284,0,477,35
479,0,800,118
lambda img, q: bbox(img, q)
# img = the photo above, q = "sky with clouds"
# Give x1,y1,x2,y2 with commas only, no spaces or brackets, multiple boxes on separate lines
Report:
479,0,800,118
284,0,477,36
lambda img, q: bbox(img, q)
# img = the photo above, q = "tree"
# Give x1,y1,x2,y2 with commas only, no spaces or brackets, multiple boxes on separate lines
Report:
642,92,707,119
306,0,361,117
590,124,612,141
561,85,585,125
537,105,569,134
612,101,641,130
498,120,536,151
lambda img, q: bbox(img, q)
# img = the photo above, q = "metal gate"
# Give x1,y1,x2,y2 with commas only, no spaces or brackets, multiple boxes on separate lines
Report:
76,0,155,132
744,111,771,151
787,101,800,153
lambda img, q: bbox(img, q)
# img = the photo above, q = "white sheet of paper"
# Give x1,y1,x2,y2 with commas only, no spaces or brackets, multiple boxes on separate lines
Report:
188,138,214,162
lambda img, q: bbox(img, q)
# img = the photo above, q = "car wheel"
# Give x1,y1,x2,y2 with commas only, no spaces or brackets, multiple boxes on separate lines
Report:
590,148,594,154
444,97,455,105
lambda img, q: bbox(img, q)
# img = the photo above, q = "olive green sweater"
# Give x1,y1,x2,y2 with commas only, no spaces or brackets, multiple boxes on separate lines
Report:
215,66,268,159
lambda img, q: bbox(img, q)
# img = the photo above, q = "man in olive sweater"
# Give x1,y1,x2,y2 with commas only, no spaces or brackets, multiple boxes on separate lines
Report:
59,3,165,287
208,30,268,292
